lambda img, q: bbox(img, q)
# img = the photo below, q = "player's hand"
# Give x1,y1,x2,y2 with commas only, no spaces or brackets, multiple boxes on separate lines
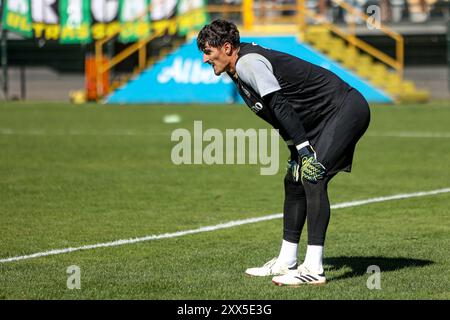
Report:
298,145,326,184
286,158,300,182
286,145,300,182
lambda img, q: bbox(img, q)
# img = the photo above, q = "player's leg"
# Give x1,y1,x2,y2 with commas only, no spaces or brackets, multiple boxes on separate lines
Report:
245,174,306,276
272,89,370,286
280,174,307,265
299,88,370,278
300,89,370,275
318,88,370,173
302,174,335,272
272,175,334,286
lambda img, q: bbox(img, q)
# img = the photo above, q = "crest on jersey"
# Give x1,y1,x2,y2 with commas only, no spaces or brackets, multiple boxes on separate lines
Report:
251,42,270,50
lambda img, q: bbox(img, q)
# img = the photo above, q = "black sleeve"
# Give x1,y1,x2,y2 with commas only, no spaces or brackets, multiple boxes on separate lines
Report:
288,145,299,161
263,90,308,146
275,125,291,143
273,126,298,160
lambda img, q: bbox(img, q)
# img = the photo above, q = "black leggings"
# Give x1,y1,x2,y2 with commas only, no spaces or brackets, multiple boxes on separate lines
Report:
282,88,370,246
283,174,335,246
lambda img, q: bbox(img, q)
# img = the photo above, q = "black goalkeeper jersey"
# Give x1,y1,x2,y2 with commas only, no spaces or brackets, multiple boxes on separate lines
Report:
229,42,352,143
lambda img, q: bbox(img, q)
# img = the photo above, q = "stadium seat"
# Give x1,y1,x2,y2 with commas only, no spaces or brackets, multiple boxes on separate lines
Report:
341,46,359,69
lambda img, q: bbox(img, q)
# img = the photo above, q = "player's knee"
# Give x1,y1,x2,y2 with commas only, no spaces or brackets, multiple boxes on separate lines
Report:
302,178,327,196
284,174,306,199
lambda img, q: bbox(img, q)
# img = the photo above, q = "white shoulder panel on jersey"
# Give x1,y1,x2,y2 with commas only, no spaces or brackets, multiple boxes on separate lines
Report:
235,53,281,97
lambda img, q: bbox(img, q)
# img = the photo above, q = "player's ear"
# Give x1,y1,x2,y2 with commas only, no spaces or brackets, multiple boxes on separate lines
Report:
224,42,232,55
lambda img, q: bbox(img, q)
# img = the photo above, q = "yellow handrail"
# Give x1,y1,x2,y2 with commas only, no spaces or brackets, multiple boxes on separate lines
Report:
94,0,405,99
95,29,168,98
331,0,404,78
94,5,206,99
99,33,158,75
304,9,399,69
215,0,404,80
94,2,154,98
243,0,254,30
297,0,306,39
95,34,117,98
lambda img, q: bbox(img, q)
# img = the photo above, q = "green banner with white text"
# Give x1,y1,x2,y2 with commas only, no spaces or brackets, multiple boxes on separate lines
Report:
1,0,209,43
2,0,33,37
177,0,208,36
59,0,92,43
118,0,151,43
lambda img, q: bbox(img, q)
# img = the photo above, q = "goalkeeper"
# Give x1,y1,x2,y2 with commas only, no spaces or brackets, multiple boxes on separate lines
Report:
197,20,370,286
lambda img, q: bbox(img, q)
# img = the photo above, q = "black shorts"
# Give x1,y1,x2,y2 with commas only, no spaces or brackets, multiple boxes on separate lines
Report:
309,88,371,176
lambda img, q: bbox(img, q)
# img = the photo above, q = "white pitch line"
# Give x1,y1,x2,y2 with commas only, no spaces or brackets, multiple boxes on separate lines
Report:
1,188,449,264
3,129,450,139
0,129,147,136
368,131,450,139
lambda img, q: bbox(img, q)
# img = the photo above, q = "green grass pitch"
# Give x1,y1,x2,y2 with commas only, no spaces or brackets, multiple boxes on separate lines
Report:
0,101,449,299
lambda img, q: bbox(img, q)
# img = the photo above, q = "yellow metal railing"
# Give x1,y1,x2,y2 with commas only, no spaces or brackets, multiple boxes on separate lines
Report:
94,6,207,99
302,6,403,77
95,31,164,98
94,0,405,99
94,35,115,99
94,3,154,99
330,0,404,78
231,0,404,79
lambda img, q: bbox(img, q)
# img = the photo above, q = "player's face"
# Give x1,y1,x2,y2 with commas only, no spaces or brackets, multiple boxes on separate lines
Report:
202,43,231,76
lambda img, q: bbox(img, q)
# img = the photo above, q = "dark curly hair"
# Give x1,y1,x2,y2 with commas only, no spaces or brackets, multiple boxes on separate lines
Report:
197,19,240,51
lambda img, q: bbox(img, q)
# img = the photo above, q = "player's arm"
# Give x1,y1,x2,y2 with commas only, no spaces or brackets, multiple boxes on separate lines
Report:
263,90,308,148
264,91,326,183
236,54,307,148
236,55,326,183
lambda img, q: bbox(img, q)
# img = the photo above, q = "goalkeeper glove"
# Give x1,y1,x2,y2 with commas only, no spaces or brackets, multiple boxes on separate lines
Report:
286,145,300,182
286,159,300,182
297,144,326,184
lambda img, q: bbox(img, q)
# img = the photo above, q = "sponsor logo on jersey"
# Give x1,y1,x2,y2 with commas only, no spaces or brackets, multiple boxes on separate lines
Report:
250,102,263,113
242,86,251,98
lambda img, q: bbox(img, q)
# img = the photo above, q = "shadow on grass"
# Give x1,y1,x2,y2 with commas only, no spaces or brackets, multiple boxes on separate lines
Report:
324,256,433,281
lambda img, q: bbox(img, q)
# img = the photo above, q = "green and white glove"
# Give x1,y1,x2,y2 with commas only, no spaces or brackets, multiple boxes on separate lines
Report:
297,144,326,184
286,159,300,182
286,145,300,182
